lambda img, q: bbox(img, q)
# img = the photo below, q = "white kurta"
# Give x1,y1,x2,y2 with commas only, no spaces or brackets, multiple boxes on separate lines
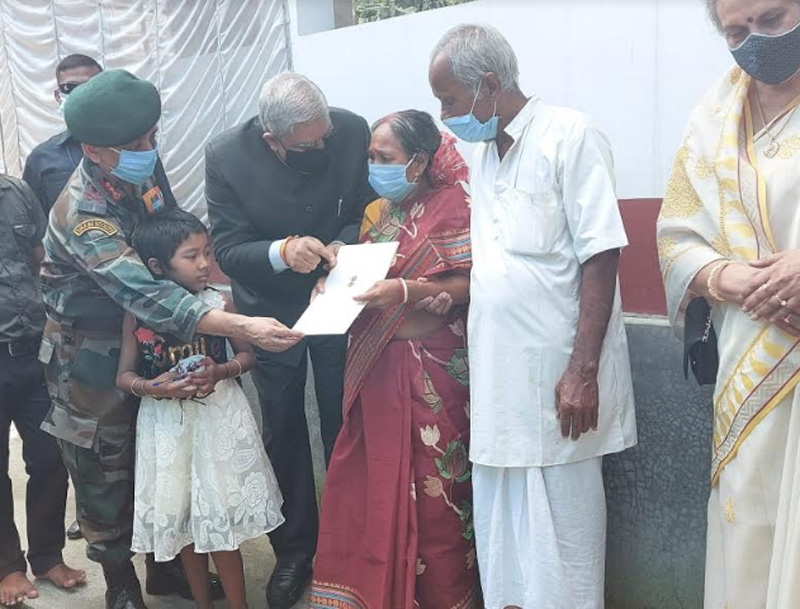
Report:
468,97,637,609
468,97,637,468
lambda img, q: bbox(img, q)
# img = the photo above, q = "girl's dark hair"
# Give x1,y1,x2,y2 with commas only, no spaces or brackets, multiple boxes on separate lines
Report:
132,208,208,270
372,110,442,176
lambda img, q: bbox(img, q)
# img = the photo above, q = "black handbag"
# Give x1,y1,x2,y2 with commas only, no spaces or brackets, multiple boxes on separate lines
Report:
683,297,719,386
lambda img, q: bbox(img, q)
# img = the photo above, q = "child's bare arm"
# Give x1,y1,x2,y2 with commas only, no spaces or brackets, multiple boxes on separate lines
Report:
116,312,142,393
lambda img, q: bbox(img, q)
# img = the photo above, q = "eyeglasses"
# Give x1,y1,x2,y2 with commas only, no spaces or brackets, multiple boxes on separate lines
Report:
283,124,336,151
57,82,83,95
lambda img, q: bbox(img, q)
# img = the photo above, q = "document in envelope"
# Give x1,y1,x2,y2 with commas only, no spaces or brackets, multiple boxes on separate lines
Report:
293,242,400,335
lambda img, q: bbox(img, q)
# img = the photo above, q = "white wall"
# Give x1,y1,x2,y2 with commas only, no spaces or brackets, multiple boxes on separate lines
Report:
288,0,732,199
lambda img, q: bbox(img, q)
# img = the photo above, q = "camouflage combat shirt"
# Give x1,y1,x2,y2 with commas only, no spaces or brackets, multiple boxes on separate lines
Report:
41,158,210,341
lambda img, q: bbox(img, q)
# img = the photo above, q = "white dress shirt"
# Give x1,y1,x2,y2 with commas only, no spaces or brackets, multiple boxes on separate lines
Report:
468,97,637,468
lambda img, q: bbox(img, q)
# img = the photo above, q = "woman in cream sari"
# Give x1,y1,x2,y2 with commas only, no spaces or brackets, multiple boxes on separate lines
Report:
658,0,800,606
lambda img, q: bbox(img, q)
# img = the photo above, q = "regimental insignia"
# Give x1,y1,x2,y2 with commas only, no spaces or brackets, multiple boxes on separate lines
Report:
142,186,165,214
100,178,124,202
73,219,118,237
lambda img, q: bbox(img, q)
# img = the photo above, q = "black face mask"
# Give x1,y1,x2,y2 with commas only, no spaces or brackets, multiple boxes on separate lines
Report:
731,20,800,85
284,147,330,174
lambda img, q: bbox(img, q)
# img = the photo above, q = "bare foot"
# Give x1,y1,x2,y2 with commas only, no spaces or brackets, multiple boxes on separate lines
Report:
0,571,38,606
38,563,86,590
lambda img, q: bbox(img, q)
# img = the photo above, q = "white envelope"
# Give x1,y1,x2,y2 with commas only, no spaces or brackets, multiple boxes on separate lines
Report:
293,241,399,335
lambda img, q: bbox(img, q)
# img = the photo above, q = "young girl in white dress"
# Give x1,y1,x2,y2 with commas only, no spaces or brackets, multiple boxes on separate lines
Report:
116,208,284,609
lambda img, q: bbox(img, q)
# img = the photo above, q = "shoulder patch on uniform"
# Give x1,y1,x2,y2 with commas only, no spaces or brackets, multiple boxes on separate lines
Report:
76,184,109,215
73,219,118,237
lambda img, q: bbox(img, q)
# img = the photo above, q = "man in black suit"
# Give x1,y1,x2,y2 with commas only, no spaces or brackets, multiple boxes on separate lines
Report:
205,72,373,609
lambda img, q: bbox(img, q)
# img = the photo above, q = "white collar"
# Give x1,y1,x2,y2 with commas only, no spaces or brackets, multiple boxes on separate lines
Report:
503,95,542,140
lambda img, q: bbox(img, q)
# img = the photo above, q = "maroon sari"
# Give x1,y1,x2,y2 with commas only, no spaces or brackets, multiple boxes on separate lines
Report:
310,158,477,608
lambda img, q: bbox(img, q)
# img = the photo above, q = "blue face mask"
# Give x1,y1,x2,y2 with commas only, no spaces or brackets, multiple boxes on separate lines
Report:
731,20,800,86
443,78,499,143
110,145,159,186
368,157,418,203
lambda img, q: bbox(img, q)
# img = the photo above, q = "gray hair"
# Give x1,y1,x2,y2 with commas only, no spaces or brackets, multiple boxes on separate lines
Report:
705,0,722,31
430,24,519,93
258,72,329,137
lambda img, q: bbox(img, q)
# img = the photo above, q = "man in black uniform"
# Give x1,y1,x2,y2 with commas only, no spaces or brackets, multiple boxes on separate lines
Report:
23,54,101,215
0,174,84,606
206,72,373,608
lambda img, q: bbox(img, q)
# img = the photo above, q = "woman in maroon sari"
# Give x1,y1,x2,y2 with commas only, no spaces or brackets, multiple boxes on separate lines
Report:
309,111,477,609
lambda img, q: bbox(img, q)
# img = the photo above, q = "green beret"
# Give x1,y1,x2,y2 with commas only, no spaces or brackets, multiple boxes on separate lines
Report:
64,69,161,147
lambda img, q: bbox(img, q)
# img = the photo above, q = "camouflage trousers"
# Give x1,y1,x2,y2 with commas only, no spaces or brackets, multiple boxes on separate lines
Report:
55,438,134,566
39,318,137,567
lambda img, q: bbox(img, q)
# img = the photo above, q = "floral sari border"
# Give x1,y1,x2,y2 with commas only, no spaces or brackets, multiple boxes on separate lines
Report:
309,580,479,609
309,581,368,609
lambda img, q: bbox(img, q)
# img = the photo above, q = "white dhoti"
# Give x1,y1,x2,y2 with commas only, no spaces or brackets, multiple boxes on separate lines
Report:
704,388,800,609
473,458,606,609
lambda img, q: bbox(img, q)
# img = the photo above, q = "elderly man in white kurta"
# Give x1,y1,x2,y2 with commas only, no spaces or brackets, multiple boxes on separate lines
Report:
429,24,637,609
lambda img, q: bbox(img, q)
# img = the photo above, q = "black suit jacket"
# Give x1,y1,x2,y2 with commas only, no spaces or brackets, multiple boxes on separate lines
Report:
205,109,374,366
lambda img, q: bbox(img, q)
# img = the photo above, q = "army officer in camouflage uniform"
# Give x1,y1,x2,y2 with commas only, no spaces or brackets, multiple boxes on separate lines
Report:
39,69,302,609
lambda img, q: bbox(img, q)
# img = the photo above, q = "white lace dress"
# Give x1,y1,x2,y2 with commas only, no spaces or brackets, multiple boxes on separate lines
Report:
131,289,284,562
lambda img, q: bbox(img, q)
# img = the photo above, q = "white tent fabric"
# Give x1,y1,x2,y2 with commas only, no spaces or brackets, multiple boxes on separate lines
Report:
0,0,291,221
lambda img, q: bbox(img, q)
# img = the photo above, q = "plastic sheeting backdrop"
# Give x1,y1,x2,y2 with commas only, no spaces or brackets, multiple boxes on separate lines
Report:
0,0,291,221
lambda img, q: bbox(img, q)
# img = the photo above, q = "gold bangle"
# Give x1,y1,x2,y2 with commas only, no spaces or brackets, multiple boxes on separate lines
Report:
130,377,147,398
229,359,243,378
707,260,732,303
280,235,300,265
